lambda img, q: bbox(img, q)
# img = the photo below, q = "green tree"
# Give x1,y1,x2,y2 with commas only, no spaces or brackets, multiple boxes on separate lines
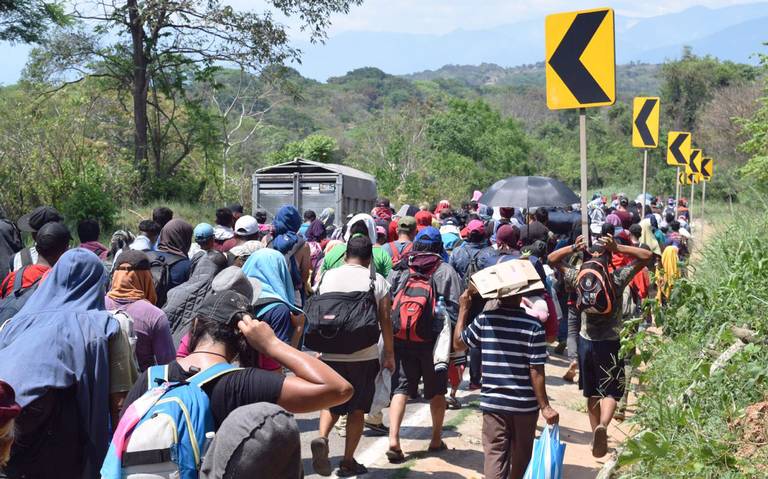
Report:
660,47,758,131
267,134,339,164
0,0,67,43
739,54,768,191
29,0,362,185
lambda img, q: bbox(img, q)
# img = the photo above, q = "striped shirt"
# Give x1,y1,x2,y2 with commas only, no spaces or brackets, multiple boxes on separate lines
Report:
461,307,547,414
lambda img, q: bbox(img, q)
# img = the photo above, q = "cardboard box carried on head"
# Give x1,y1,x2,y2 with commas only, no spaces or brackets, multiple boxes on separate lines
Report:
470,259,545,299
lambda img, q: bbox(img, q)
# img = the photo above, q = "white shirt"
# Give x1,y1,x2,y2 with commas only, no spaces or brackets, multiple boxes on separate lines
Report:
317,263,390,362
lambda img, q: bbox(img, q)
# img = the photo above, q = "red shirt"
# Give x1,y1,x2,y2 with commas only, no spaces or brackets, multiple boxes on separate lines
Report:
0,264,50,298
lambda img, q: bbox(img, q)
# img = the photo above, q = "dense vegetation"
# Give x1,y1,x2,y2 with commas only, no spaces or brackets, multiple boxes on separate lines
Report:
0,8,765,232
617,206,768,478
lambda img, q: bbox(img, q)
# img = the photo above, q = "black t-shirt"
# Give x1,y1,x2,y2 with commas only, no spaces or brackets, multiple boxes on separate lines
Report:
121,361,285,429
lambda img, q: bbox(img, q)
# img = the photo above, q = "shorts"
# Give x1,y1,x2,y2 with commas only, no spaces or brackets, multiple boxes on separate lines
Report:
391,343,448,400
577,336,625,400
324,359,379,415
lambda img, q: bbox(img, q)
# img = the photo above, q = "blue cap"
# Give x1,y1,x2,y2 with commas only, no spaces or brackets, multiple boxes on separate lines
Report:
194,223,215,242
414,226,442,245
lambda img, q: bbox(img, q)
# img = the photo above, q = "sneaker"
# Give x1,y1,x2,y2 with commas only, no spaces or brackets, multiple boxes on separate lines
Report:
364,421,389,435
311,437,332,476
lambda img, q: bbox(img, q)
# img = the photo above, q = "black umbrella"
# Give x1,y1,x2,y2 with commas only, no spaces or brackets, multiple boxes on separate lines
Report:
479,176,580,210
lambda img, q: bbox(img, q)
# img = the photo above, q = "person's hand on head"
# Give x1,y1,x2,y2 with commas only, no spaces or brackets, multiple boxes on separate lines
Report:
602,234,618,253
573,235,587,251
238,314,278,353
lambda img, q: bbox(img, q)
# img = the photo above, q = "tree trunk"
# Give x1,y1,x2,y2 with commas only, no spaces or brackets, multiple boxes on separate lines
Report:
128,0,148,179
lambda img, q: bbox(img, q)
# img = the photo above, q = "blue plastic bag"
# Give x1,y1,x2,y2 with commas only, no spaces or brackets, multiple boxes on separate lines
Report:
523,424,566,479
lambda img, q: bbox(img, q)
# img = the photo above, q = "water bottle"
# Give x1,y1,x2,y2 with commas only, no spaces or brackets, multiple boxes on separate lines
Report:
433,296,449,372
434,296,447,334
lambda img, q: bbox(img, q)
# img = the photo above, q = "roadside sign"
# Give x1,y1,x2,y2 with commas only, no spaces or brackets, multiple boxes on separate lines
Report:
686,149,702,175
545,8,615,110
632,97,660,148
667,132,691,166
678,171,691,185
701,157,713,181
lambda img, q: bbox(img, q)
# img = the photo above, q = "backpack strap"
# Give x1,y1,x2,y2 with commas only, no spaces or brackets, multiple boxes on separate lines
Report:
20,248,32,267
187,362,242,388
147,364,170,389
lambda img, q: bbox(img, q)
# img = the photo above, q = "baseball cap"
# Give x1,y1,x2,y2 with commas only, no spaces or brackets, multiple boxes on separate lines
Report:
196,290,251,326
193,223,215,242
35,222,72,255
0,380,21,426
397,216,417,231
375,225,387,237
466,219,485,235
414,226,442,245
17,206,63,232
235,215,260,236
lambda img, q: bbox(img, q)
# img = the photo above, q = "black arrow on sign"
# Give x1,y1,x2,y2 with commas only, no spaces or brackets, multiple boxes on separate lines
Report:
701,158,712,177
549,10,611,104
634,98,657,146
669,133,689,165
689,150,701,172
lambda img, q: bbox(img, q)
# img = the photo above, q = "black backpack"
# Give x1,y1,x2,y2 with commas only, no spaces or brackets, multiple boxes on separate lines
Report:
575,258,616,316
463,248,484,287
0,265,43,326
147,252,185,308
303,265,380,354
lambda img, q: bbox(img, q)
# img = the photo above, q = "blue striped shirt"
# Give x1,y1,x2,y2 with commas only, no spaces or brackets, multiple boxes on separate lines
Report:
461,307,547,414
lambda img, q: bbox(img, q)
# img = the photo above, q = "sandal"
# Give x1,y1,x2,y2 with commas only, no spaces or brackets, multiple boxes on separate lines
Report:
563,361,578,383
311,437,332,476
386,447,405,464
428,440,448,453
338,459,368,477
446,396,462,409
592,425,608,458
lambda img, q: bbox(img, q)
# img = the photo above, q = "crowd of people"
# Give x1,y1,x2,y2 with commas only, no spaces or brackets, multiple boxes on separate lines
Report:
0,192,691,479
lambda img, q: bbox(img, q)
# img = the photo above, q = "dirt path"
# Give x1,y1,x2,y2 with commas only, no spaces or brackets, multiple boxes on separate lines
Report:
341,348,637,479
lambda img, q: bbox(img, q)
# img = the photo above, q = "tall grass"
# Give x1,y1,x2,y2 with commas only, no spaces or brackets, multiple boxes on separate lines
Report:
110,201,219,239
617,202,768,478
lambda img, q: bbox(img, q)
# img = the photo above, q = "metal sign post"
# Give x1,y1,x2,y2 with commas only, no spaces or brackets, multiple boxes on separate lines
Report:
579,108,588,241
675,166,681,216
641,149,648,211
689,181,695,233
701,181,706,240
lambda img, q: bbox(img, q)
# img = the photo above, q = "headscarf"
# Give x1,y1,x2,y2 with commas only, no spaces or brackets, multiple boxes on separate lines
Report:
433,200,451,217
415,211,434,232
343,213,377,243
0,249,118,478
658,245,680,303
200,403,301,479
639,218,661,255
319,208,335,227
306,220,326,243
108,250,157,305
157,219,193,258
241,248,302,315
272,205,301,255
605,214,622,227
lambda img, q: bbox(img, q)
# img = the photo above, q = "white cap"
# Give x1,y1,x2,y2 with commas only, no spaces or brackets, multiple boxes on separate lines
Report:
235,215,259,236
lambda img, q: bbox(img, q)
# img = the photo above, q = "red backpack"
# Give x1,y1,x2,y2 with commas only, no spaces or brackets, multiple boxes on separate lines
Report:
391,254,439,342
388,241,413,265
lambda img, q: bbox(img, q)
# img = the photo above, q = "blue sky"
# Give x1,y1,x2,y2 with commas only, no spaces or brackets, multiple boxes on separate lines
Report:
258,0,767,37
0,0,765,84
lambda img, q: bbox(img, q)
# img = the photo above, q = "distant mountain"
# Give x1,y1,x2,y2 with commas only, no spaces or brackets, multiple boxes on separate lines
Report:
403,63,662,100
295,3,768,81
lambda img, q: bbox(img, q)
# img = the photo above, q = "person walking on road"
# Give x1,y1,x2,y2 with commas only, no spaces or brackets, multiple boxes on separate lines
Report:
311,236,395,477
548,235,652,457
453,280,559,479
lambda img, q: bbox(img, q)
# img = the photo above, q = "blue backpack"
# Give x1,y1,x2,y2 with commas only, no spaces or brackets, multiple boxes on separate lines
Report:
101,362,240,479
